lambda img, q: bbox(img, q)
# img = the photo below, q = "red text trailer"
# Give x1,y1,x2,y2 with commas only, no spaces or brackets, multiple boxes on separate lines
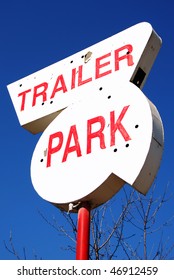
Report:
18,45,134,111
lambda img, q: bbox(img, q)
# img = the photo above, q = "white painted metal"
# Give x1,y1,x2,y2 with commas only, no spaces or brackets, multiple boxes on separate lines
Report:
7,22,162,134
30,79,164,211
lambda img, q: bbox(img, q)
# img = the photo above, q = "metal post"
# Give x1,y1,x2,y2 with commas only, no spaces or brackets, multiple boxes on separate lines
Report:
76,202,90,260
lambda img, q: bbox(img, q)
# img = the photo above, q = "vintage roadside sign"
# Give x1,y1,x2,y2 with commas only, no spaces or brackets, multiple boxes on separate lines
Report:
7,22,164,211
7,22,161,134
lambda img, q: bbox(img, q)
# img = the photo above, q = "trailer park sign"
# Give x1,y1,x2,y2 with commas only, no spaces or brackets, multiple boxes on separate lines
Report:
7,22,164,211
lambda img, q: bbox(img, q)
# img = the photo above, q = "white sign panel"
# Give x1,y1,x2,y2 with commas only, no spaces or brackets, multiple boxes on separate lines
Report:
7,22,161,134
30,79,164,211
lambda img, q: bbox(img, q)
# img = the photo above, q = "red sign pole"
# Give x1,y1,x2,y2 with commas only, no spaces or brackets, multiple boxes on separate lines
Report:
76,202,90,260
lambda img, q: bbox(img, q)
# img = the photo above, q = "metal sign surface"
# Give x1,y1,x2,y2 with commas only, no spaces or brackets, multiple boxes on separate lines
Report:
31,79,164,211
7,22,161,134
7,22,164,211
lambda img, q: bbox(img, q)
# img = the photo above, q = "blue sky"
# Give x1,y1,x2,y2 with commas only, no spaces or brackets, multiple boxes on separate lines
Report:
1,0,174,260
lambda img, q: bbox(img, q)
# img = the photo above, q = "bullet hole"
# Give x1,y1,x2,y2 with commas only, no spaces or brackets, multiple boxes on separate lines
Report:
42,102,45,105
70,60,73,63
135,124,139,128
125,143,129,148
114,148,117,152
108,95,111,99
19,84,22,87
99,87,103,91
40,159,43,162
50,100,53,104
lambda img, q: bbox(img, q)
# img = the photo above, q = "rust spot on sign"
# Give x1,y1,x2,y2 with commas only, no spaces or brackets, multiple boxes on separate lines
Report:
84,51,92,63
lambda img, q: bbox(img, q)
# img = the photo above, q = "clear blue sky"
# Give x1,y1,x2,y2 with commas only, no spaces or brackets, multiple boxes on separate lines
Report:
1,0,174,260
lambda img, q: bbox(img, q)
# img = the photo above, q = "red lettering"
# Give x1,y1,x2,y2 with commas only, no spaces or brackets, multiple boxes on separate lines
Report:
32,82,48,107
47,132,63,167
87,116,106,154
62,125,82,162
71,68,76,89
110,106,131,146
18,89,31,111
46,105,132,166
78,65,92,86
50,75,67,99
18,44,135,112
115,45,134,71
95,53,112,79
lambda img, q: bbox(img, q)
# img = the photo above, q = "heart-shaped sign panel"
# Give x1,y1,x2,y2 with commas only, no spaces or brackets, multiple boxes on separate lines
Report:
31,78,164,211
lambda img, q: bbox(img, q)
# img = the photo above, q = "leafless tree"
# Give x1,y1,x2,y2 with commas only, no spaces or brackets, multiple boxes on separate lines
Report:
37,183,174,260
5,183,174,259
4,230,42,260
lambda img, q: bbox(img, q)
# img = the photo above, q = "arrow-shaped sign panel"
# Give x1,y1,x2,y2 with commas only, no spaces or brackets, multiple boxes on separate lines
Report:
7,22,161,134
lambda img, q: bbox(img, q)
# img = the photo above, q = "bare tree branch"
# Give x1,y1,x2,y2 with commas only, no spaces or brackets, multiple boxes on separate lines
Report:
6,183,174,260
